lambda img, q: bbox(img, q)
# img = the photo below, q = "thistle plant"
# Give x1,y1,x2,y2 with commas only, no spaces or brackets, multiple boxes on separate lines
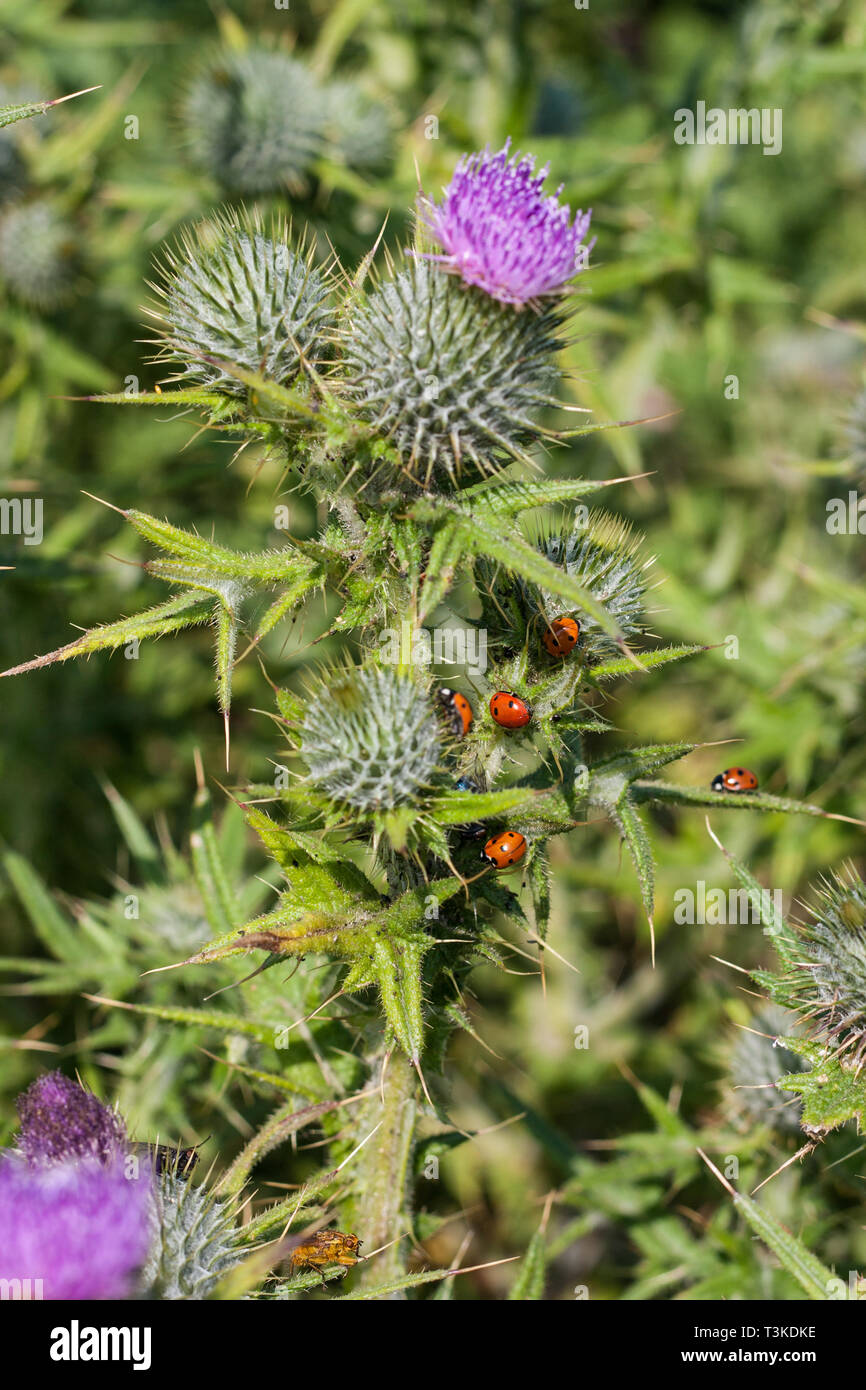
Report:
0,197,76,308
0,86,98,310
152,211,334,399
3,138,859,1300
181,47,394,196
752,866,866,1126
182,49,327,195
340,258,566,487
0,1071,257,1300
300,666,443,815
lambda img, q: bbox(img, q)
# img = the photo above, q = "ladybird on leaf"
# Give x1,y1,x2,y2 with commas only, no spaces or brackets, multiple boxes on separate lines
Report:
711,767,759,793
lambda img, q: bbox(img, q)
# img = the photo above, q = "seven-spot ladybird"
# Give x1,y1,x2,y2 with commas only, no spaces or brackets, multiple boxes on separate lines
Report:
481,830,528,869
542,616,580,658
438,687,473,737
455,776,486,838
489,692,532,729
711,767,759,793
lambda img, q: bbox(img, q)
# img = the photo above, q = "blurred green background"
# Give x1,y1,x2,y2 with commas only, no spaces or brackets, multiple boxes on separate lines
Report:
1,0,865,1298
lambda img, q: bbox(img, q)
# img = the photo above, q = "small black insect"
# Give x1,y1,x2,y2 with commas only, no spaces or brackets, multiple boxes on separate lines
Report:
131,1139,206,1178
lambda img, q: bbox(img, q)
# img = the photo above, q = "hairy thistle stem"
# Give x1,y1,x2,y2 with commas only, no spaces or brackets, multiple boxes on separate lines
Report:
353,1051,417,1293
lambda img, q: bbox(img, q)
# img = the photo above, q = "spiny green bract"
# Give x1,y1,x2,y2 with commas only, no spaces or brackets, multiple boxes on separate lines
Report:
0,198,76,309
154,213,333,397
787,868,866,1068
728,1007,806,1135
339,259,564,489
141,1173,242,1300
301,667,442,811
183,49,326,193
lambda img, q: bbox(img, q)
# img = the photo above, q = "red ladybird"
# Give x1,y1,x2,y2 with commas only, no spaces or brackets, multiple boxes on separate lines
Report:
542,616,580,658
438,687,473,738
481,830,528,869
489,691,532,729
711,767,759,793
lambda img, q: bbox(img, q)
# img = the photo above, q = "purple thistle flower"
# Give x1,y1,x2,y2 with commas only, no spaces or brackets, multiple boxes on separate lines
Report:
417,141,593,307
0,1156,153,1299
16,1070,127,1167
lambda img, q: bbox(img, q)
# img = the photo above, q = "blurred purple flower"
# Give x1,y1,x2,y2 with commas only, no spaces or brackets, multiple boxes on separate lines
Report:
16,1069,127,1166
417,141,593,307
0,1156,152,1300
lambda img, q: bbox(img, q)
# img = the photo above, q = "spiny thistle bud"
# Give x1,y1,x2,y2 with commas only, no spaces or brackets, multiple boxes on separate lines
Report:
341,259,564,488
182,49,326,193
416,140,593,306
140,1173,241,1300
728,1007,806,1135
153,212,333,397
538,513,650,659
301,666,441,811
0,199,76,309
325,80,393,172
784,868,866,1068
16,1070,127,1166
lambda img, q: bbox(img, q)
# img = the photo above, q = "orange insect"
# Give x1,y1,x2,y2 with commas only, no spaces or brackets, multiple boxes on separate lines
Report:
481,829,528,870
542,616,580,658
289,1230,362,1284
438,686,473,738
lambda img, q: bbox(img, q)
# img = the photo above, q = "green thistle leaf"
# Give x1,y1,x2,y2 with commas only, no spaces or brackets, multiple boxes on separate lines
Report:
0,86,99,130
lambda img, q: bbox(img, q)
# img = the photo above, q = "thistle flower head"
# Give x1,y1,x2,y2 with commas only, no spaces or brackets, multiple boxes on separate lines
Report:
0,1156,152,1299
16,1070,127,1166
786,867,866,1067
417,141,593,306
182,48,325,193
341,258,563,490
153,211,333,397
301,666,442,812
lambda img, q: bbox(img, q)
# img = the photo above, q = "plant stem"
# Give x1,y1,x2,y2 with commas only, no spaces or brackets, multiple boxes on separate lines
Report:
354,1049,417,1295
